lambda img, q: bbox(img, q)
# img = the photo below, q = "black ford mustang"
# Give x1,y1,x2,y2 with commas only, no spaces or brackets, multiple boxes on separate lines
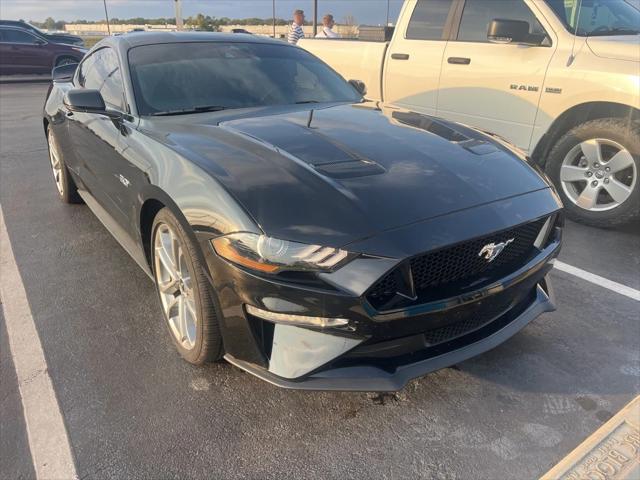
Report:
43,33,563,391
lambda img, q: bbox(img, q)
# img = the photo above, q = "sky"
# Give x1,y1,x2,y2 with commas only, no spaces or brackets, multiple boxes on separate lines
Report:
0,0,405,25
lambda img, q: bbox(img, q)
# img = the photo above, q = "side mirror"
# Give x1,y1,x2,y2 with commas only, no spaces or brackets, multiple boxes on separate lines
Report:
52,62,78,83
349,79,367,96
35,39,47,46
487,19,531,44
63,89,121,119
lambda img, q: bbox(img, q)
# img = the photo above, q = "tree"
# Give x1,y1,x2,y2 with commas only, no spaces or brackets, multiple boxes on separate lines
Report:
43,17,56,30
342,15,358,38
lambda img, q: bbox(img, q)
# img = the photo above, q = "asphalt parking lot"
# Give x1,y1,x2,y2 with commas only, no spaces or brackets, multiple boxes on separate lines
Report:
1,83,639,479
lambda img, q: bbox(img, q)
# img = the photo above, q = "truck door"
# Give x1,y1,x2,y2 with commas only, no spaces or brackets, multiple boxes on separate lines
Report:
437,0,556,151
384,0,457,116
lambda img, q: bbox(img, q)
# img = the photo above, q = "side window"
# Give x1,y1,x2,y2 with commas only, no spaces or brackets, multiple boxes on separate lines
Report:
2,29,39,44
457,0,547,43
82,48,126,111
77,54,95,87
406,0,456,40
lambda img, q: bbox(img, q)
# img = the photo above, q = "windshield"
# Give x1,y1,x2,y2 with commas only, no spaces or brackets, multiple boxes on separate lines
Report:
544,0,640,36
128,42,362,116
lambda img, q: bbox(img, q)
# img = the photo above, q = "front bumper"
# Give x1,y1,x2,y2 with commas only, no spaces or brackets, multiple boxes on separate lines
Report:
225,278,555,391
198,190,562,392
200,234,560,392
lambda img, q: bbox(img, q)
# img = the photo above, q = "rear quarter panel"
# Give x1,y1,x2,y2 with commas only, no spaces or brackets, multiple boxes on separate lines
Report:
44,81,80,173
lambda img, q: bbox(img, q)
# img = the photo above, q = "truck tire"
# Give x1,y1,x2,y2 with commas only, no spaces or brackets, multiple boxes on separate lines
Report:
546,118,639,228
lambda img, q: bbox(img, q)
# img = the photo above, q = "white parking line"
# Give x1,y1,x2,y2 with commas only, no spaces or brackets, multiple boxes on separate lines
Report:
0,207,77,480
555,260,640,302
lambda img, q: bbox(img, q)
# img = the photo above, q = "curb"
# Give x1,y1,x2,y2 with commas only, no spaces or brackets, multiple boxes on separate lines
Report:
541,395,640,479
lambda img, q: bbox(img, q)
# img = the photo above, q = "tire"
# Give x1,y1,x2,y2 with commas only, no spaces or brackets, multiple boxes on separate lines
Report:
46,127,83,204
151,208,224,364
55,56,78,67
545,118,639,228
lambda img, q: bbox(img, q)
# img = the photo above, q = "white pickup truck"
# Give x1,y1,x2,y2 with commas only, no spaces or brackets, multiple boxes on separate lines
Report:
300,0,640,227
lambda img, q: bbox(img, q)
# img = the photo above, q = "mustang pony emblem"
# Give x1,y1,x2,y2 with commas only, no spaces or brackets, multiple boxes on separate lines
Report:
479,238,515,262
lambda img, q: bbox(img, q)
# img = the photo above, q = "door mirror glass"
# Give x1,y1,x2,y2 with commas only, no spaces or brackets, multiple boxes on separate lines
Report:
348,79,367,96
52,63,78,83
63,89,121,119
488,19,544,45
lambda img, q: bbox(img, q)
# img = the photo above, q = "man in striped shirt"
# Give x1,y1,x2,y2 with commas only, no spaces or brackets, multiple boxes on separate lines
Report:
287,9,305,45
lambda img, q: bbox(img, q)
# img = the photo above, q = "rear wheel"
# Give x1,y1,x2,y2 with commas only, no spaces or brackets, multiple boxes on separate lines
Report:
151,208,224,364
546,118,639,227
47,127,82,204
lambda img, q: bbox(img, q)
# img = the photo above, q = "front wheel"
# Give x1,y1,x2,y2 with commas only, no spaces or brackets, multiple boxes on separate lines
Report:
546,118,639,228
151,208,224,364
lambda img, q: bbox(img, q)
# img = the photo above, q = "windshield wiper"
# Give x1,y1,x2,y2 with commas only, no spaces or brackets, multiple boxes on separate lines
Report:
295,100,320,104
150,105,227,116
588,27,640,36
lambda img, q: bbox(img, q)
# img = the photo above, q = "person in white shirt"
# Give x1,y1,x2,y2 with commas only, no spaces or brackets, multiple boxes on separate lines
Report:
287,9,305,45
315,14,340,38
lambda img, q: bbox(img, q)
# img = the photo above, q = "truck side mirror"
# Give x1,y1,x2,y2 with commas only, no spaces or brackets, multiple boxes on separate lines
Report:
487,19,531,44
349,79,367,96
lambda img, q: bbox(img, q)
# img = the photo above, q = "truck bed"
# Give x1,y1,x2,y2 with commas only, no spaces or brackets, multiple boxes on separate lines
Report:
298,39,388,101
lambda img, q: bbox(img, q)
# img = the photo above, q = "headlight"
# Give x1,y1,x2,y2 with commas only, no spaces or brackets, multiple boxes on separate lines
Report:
212,232,354,273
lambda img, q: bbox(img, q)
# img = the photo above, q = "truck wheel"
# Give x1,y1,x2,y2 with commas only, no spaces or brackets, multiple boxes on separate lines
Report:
546,118,639,228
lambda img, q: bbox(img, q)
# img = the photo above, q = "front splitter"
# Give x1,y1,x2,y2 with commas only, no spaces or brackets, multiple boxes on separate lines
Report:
225,280,556,392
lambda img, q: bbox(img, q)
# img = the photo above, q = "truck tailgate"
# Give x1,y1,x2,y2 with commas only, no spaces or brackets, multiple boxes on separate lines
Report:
298,39,388,101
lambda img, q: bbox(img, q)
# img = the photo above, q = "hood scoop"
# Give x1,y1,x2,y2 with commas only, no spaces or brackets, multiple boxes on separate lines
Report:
391,111,499,155
221,117,386,179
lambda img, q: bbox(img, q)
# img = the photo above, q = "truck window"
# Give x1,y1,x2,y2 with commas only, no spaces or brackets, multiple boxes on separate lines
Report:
544,0,640,36
457,0,546,42
406,0,455,40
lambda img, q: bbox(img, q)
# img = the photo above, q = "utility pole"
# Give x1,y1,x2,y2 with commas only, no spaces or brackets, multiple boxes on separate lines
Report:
272,0,276,38
312,0,318,36
174,0,183,31
103,0,111,35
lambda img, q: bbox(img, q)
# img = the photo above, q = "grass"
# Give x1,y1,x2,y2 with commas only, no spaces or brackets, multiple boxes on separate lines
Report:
80,36,106,48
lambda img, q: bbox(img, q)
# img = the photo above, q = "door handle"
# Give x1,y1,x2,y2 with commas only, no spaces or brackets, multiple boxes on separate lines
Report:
391,53,410,60
448,57,471,65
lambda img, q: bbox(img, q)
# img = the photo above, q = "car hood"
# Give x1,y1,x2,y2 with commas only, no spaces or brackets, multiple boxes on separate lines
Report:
153,103,550,247
586,35,640,62
46,33,83,45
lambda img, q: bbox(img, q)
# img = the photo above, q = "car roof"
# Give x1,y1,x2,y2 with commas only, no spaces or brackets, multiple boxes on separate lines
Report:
101,31,288,50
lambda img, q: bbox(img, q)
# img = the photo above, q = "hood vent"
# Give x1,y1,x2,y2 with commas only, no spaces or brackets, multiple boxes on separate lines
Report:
314,159,386,179
222,119,386,179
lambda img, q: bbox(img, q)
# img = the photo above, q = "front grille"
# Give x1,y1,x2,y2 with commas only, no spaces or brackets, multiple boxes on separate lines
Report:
367,217,547,310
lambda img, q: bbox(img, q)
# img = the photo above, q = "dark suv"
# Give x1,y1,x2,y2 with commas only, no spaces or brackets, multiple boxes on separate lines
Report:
0,20,84,46
0,26,86,74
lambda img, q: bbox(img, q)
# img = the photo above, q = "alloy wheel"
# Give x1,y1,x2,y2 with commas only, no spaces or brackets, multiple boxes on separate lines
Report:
560,138,636,212
48,130,64,195
153,223,198,350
